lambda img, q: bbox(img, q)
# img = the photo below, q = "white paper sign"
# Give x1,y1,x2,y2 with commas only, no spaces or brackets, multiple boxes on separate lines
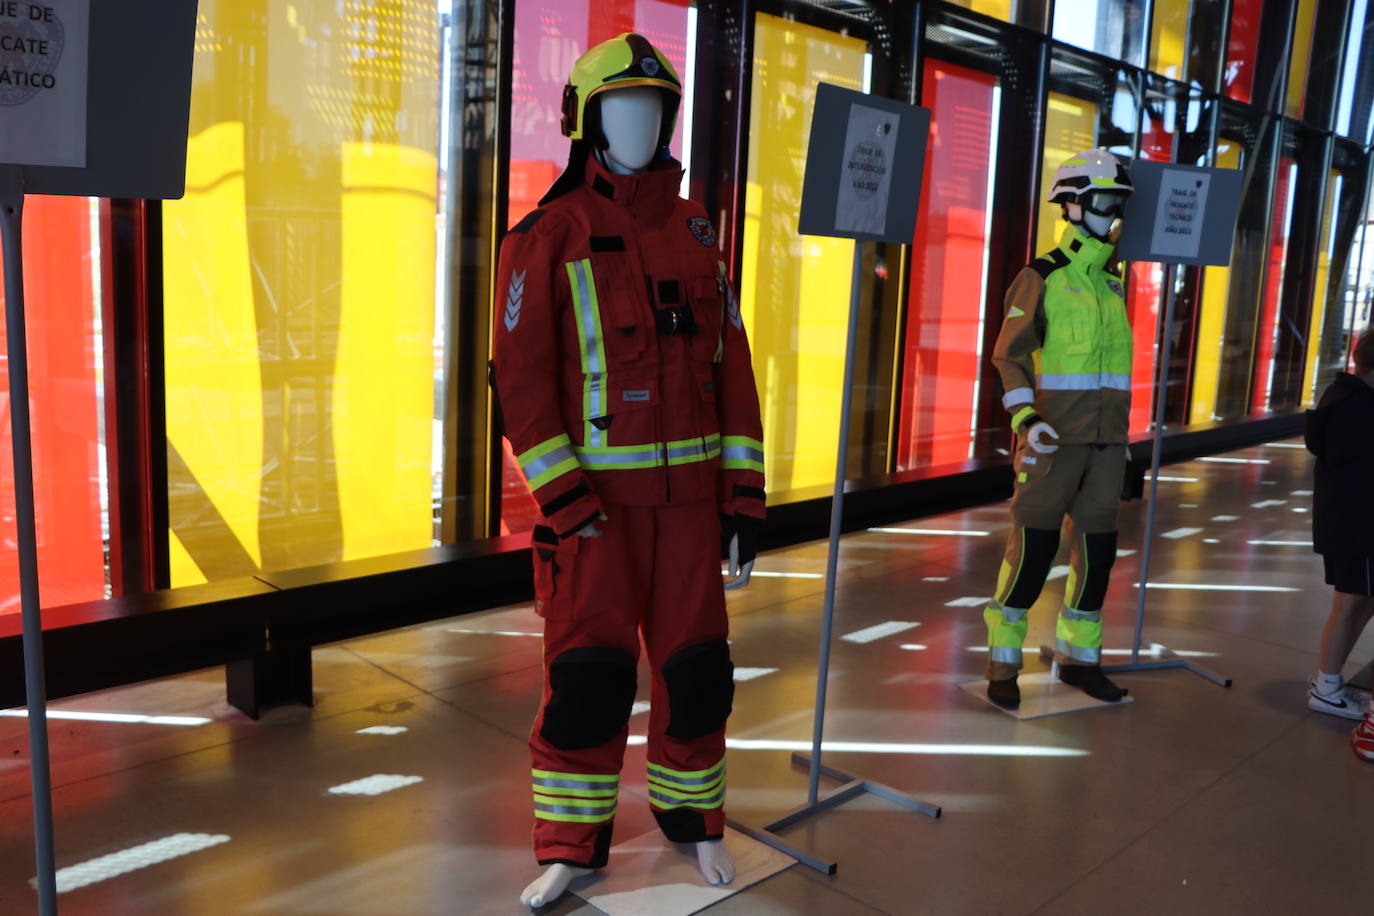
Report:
0,0,88,168
1150,168,1211,260
834,103,898,236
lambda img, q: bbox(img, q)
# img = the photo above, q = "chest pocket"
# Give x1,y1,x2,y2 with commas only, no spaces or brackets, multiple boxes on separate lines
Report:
568,251,650,370
1046,279,1099,356
685,275,725,363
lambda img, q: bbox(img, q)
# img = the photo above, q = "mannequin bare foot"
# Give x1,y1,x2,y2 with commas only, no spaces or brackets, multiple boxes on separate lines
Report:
520,863,593,909
695,839,735,886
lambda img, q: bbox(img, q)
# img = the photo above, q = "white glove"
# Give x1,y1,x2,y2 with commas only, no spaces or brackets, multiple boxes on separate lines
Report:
574,513,609,538
1027,420,1060,454
724,533,754,590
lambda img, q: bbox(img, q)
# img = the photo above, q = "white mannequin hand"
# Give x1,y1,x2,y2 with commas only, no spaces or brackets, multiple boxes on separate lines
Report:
1027,421,1060,454
574,513,609,538
724,533,753,590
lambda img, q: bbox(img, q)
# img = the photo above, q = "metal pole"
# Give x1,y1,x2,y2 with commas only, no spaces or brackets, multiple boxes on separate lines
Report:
1130,261,1178,664
807,244,866,806
1,166,58,913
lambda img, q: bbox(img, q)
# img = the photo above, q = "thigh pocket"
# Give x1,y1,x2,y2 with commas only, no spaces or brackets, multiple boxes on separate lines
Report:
1014,441,1054,488
532,525,580,619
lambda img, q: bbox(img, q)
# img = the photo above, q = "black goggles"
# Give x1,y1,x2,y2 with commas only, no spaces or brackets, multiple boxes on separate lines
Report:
1081,190,1129,218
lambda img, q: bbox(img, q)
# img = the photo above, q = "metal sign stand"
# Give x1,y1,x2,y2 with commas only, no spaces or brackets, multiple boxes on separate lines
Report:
727,244,941,876
2,166,59,914
1038,261,1230,687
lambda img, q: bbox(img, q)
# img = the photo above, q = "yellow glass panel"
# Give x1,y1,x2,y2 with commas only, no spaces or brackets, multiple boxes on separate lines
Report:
1149,0,1189,79
1188,142,1242,424
946,0,1015,20
1303,169,1340,406
163,1,440,585
1036,93,1097,252
1286,0,1319,117
741,14,866,499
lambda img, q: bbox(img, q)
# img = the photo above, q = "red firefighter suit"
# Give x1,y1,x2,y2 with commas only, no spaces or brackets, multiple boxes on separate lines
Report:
491,153,766,869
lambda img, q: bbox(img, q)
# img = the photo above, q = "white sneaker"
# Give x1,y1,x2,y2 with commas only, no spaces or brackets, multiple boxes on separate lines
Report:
1308,681,1371,720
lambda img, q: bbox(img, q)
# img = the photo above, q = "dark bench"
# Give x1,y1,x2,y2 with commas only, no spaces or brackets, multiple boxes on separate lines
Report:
0,412,1302,719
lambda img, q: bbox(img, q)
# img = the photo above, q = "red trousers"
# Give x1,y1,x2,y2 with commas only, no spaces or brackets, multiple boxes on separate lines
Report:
528,500,732,868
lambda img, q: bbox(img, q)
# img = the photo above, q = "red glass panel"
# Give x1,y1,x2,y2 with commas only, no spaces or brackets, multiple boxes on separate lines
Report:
1224,0,1262,104
1252,157,1295,413
896,61,997,470
0,196,106,613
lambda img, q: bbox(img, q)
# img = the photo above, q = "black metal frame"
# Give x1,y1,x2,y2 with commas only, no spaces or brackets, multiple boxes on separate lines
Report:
19,0,1372,719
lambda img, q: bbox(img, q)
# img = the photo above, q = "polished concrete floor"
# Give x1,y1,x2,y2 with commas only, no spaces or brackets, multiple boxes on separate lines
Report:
2,439,1372,915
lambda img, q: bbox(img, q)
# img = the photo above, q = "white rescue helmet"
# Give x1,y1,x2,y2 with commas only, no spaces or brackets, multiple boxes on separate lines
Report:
1050,149,1134,238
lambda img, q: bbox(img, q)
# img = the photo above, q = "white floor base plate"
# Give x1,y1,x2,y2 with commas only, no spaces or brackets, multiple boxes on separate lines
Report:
959,671,1135,720
569,826,795,916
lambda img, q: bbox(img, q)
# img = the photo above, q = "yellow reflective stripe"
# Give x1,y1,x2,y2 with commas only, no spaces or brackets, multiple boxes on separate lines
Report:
648,783,725,810
533,792,616,810
646,774,724,800
518,435,581,491
531,768,619,784
567,259,608,448
573,435,722,471
533,807,618,824
646,758,725,786
531,770,620,797
720,435,764,472
1010,405,1036,430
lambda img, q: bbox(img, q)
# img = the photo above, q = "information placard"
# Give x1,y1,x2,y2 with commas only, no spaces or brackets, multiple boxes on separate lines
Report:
0,0,88,168
799,82,930,244
1116,160,1243,267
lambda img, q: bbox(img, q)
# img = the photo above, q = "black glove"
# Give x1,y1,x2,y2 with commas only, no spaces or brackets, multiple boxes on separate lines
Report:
720,513,761,568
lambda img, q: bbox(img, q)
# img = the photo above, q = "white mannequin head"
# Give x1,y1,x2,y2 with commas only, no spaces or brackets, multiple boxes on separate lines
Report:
597,87,664,174
1064,191,1128,242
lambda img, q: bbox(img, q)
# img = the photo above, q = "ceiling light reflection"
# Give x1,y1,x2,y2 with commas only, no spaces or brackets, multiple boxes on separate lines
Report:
1247,540,1312,547
1199,457,1271,465
841,621,920,643
0,710,211,727
624,736,1087,757
34,833,230,894
868,528,991,537
1134,582,1299,592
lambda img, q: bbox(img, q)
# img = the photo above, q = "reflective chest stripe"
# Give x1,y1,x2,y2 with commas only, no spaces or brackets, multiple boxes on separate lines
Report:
574,433,721,470
1038,373,1131,391
566,258,609,448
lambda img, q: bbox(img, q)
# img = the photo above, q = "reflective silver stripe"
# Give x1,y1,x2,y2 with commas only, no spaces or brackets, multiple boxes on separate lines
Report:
1037,372,1131,391
989,646,1022,664
994,602,1030,623
1056,638,1101,663
532,775,619,794
648,785,726,809
647,761,725,788
534,801,617,817
1062,608,1101,622
721,444,764,464
667,440,713,461
1002,387,1035,409
576,447,663,467
570,259,607,448
522,444,578,481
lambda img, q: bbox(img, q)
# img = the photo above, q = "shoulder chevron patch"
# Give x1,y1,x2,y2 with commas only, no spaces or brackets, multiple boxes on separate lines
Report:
504,270,526,331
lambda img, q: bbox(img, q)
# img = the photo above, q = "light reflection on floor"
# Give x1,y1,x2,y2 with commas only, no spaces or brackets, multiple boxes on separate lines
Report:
3,439,1370,914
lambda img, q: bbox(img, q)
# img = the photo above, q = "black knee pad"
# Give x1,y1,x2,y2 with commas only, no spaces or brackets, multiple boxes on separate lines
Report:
1003,527,1061,609
1073,530,1119,612
662,639,734,741
540,646,637,750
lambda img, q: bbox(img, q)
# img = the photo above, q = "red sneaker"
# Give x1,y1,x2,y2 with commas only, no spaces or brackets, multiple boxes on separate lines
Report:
1353,717,1374,763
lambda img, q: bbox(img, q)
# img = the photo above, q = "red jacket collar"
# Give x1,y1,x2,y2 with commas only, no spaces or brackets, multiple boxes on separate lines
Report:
584,153,683,210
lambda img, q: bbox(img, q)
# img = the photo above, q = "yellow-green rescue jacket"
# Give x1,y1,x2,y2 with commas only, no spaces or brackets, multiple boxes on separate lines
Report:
992,223,1132,445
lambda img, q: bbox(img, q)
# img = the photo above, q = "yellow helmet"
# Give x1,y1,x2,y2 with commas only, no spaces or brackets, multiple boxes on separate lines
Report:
561,32,682,146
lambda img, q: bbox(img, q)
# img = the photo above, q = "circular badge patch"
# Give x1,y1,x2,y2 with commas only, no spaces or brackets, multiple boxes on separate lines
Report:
642,58,660,77
687,216,717,248
0,13,65,107
1106,278,1125,298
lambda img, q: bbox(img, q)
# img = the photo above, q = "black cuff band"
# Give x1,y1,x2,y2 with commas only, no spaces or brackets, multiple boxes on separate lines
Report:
558,511,601,539
541,482,591,518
